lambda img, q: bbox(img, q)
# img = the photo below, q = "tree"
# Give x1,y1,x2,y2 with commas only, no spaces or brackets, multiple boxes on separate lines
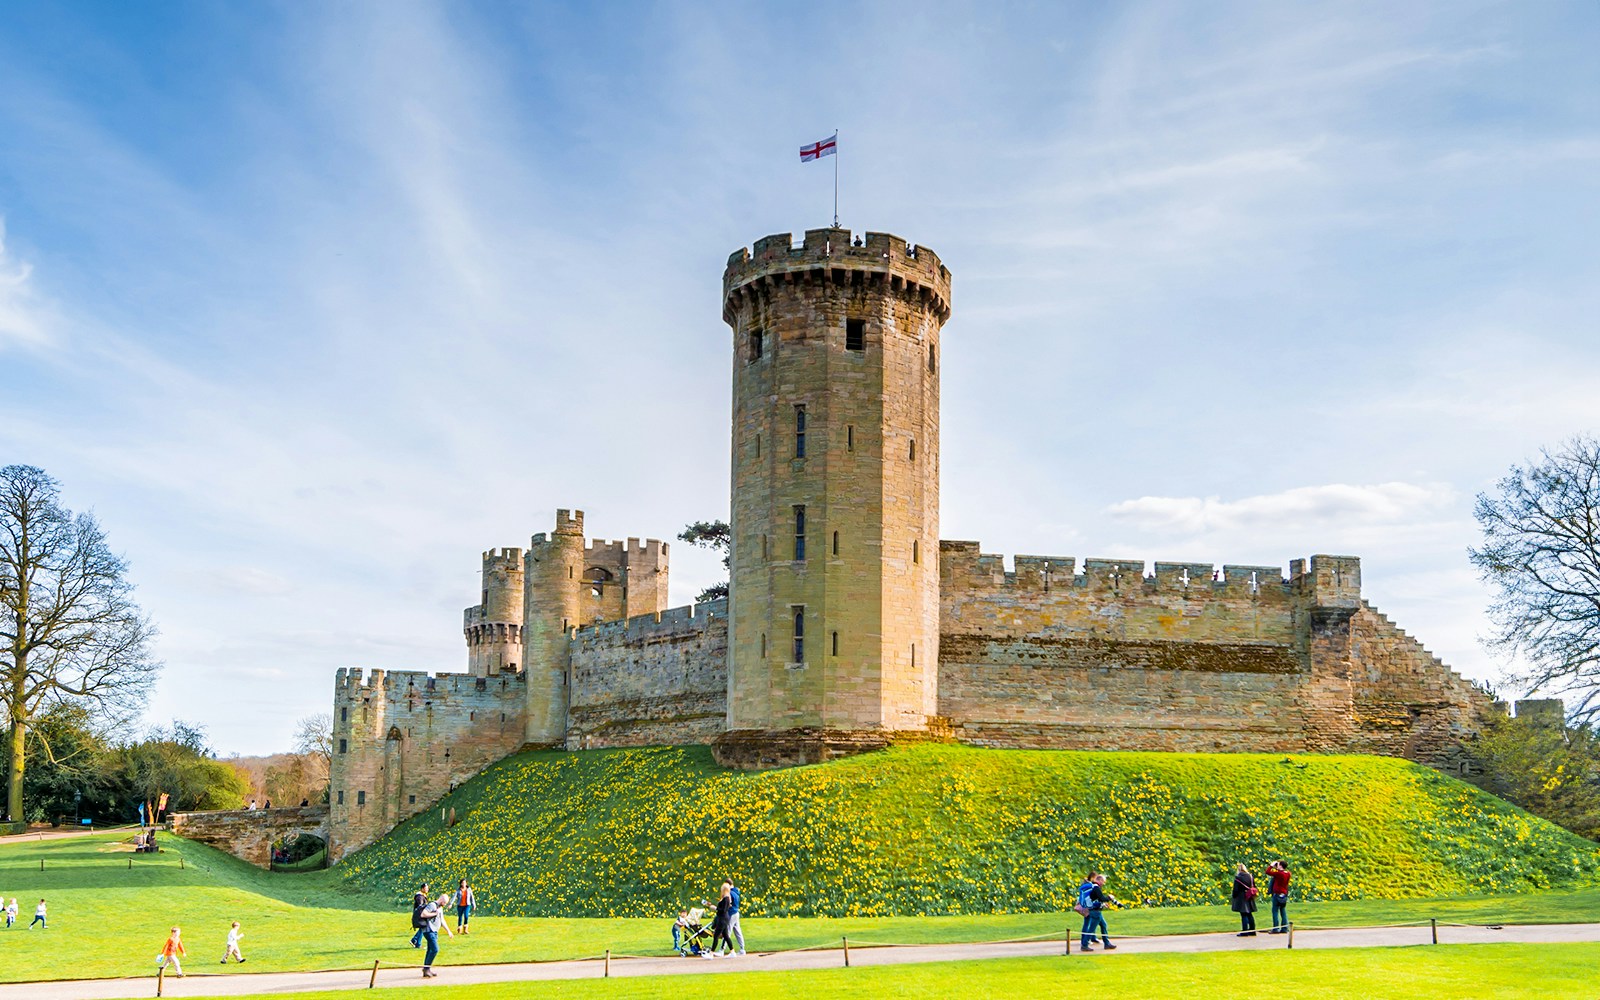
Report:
293,713,332,803
1468,713,1600,841
112,721,247,813
678,519,731,603
0,466,161,822
1471,437,1600,722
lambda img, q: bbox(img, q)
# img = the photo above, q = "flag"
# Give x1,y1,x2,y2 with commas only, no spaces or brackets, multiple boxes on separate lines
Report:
800,133,837,162
157,792,169,813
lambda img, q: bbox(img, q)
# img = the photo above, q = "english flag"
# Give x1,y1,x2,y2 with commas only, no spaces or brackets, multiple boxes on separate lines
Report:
800,133,837,162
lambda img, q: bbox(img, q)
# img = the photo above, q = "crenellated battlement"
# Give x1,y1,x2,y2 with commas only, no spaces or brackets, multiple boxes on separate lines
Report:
723,228,950,323
584,536,669,568
940,541,1354,604
530,509,586,546
571,598,728,645
481,547,523,567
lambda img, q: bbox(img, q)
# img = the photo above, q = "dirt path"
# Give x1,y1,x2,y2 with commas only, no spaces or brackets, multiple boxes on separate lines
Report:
6,921,1599,999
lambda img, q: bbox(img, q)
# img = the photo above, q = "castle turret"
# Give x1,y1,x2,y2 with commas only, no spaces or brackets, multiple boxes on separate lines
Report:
718,229,950,762
464,548,524,676
522,509,586,745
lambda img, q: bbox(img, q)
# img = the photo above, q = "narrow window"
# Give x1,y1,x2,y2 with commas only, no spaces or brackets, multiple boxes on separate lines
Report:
482,589,488,607
832,631,839,656
792,607,805,662
469,711,475,721
911,643,916,667
846,318,865,351
409,795,416,805
755,434,761,458
340,707,347,722
846,425,854,451
929,344,937,372
356,790,366,806
913,539,920,564
760,633,767,658
761,534,768,560
338,738,348,754
337,790,344,805
794,505,806,561
794,405,807,458
749,328,764,361
832,530,840,556
909,438,916,461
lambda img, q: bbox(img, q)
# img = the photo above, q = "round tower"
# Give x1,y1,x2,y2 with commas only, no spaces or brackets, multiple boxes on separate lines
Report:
465,548,524,676
720,228,950,753
521,509,585,745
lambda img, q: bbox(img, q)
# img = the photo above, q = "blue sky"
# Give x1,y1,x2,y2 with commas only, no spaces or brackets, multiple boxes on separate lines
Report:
2,2,1597,755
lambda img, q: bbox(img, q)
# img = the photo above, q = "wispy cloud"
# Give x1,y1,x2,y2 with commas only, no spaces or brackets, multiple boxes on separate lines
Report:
1108,482,1455,536
0,221,52,351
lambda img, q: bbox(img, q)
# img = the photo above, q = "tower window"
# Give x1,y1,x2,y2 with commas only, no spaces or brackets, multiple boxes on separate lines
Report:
913,539,920,564
338,739,348,754
755,434,761,458
792,606,805,662
832,630,839,656
357,790,366,806
846,319,865,352
832,530,840,556
909,438,916,461
929,344,937,373
749,328,764,362
794,405,807,458
793,505,806,561
340,707,347,722
761,534,768,560
482,589,488,607
911,643,916,668
846,425,854,451
760,633,767,658
337,790,344,805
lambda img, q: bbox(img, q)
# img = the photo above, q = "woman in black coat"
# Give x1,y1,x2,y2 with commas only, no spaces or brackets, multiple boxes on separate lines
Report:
1231,863,1258,936
708,887,734,957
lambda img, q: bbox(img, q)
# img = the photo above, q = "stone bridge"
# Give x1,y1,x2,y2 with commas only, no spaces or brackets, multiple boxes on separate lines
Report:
170,805,329,868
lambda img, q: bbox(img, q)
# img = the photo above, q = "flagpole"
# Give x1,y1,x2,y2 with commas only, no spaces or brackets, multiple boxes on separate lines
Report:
833,129,839,227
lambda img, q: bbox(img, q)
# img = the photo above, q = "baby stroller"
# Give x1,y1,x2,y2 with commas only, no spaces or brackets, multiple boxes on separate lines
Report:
675,905,711,956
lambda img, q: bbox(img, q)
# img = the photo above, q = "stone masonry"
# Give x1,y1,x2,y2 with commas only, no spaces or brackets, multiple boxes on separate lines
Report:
170,806,329,869
326,227,1497,860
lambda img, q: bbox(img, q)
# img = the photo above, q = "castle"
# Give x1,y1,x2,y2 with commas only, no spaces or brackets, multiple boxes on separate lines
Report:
328,228,1494,861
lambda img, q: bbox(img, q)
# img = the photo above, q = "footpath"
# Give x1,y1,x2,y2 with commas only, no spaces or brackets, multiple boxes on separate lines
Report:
5,921,1600,999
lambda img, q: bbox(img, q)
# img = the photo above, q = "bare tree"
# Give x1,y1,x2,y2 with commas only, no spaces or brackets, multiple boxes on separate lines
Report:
0,466,161,822
293,713,332,801
1471,436,1600,722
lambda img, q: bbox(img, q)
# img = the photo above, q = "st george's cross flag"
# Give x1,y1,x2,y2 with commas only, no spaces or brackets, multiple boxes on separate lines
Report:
800,133,837,161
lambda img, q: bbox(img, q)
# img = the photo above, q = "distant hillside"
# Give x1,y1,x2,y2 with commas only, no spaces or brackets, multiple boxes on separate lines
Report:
337,744,1600,918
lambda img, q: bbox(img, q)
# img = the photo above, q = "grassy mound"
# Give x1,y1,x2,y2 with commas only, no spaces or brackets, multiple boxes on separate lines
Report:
336,744,1600,918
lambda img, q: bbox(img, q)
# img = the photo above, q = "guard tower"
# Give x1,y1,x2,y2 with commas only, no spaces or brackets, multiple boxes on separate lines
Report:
719,228,951,763
464,548,524,676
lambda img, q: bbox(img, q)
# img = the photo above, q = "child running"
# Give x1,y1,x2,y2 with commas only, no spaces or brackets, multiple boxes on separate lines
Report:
221,920,246,963
157,926,186,977
4,898,14,928
28,898,45,929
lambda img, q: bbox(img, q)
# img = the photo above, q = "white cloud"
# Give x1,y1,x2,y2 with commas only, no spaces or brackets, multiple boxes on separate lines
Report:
0,221,53,351
1108,482,1455,535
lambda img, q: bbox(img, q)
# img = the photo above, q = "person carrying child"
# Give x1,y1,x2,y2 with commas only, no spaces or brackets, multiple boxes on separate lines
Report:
221,920,246,963
157,926,186,977
1076,873,1119,952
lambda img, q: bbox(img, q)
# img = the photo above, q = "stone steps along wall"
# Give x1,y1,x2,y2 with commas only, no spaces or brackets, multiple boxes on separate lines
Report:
566,598,729,749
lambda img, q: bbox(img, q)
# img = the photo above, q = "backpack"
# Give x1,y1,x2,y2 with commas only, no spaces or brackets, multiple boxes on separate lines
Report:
412,903,427,929
1073,883,1094,917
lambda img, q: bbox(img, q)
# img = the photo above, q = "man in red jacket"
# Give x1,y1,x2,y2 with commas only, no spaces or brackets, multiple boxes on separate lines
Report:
1266,861,1292,934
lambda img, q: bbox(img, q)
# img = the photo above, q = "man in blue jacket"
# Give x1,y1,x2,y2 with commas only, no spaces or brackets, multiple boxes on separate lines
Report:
722,880,745,956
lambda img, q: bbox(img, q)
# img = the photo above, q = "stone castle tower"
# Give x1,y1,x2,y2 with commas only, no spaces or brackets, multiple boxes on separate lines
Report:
720,228,951,755
464,548,524,676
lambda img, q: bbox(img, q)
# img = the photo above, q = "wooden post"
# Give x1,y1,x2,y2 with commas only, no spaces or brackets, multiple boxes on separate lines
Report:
128,857,133,870
180,856,185,870
605,949,611,978
39,858,43,871
369,959,380,988
1065,926,1071,955
156,964,165,997
1431,918,1437,945
843,936,850,967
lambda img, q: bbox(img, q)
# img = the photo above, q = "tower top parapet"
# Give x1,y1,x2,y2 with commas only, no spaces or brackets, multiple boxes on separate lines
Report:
722,228,950,323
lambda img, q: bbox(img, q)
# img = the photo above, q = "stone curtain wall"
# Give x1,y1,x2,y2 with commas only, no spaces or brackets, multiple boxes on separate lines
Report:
567,599,729,749
171,806,328,868
329,668,527,861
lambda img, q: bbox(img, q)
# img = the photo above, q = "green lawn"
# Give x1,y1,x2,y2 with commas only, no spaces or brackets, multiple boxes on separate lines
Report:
338,744,1600,918
105,944,1600,1000
1,830,1598,985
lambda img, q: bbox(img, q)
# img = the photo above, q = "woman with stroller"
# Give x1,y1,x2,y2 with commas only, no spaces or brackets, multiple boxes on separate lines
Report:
705,885,734,958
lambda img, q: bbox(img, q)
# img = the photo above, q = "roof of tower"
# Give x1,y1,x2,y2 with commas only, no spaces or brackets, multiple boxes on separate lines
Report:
723,228,950,323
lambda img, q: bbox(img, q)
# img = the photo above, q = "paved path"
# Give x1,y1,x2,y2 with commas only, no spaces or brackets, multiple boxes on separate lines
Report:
0,824,136,845
9,922,1600,999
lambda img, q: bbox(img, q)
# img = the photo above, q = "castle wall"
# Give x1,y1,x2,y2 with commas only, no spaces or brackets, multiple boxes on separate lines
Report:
329,668,527,861
567,599,728,749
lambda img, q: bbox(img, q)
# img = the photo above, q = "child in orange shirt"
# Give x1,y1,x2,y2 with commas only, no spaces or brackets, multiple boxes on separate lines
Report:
157,926,186,977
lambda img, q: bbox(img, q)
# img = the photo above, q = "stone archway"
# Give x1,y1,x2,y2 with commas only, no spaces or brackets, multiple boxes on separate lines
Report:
170,805,330,869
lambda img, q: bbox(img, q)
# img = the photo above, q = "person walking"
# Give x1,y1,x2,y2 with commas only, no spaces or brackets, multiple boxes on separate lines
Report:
4,898,15,928
706,885,733,958
28,898,45,930
1078,873,1118,951
1231,864,1259,936
221,920,246,963
418,893,445,978
722,880,745,956
1266,860,1292,934
455,879,475,935
410,883,431,948
157,926,186,978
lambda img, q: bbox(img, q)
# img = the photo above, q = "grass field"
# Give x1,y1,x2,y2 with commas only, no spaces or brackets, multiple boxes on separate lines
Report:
102,944,1600,1000
1,829,1598,984
338,743,1600,917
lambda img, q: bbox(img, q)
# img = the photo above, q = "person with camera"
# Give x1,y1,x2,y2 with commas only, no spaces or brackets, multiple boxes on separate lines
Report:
1266,860,1292,933
1231,863,1259,936
1076,872,1119,951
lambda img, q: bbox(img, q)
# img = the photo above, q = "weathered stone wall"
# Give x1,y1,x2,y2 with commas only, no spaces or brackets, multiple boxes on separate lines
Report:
567,598,728,748
171,806,328,868
329,668,527,861
465,548,525,677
